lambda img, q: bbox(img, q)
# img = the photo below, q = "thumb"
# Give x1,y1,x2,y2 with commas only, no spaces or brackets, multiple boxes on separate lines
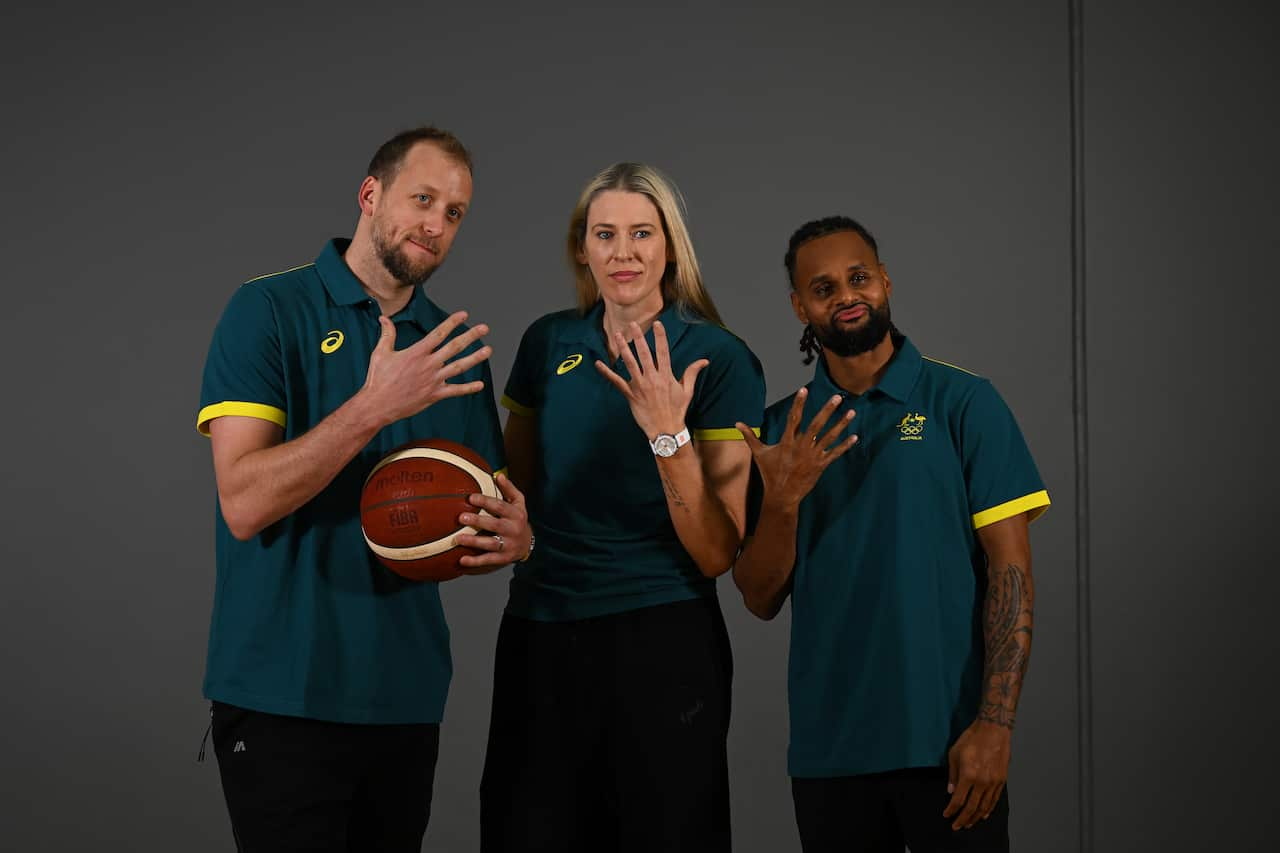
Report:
376,316,397,352
681,358,710,394
736,422,765,456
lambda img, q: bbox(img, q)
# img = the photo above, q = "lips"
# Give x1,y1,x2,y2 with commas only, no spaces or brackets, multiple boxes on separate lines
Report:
609,271,641,282
406,238,437,255
835,304,869,322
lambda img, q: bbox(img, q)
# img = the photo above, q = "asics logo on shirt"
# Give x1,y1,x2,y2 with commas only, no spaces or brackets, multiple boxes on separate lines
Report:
556,354,583,375
321,330,345,354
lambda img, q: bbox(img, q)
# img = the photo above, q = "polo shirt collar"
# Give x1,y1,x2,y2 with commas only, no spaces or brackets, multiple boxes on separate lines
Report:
315,239,369,306
558,298,695,360
812,333,922,402
315,238,442,332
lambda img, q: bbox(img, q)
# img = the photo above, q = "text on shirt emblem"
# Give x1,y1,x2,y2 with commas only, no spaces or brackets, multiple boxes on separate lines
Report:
897,412,927,440
556,354,583,375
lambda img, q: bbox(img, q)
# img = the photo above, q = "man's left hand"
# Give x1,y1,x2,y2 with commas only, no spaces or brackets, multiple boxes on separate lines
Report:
454,472,532,573
942,719,1011,831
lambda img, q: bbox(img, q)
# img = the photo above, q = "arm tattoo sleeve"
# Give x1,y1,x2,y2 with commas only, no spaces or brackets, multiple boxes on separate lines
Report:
978,562,1034,729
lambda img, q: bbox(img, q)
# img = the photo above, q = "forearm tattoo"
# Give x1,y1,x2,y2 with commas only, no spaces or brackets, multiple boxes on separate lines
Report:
660,470,687,508
979,562,1033,729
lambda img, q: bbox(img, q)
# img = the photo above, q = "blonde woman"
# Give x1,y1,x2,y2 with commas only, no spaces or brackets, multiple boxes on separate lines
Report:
478,163,764,851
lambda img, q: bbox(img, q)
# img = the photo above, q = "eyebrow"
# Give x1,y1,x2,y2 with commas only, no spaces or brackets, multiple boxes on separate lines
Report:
807,264,870,288
589,221,659,230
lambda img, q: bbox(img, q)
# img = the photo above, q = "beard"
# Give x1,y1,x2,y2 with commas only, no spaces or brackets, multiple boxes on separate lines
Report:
812,301,893,357
372,221,440,287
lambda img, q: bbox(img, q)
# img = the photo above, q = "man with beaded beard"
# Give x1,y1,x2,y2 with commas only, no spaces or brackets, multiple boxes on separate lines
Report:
732,216,1050,852
195,126,532,852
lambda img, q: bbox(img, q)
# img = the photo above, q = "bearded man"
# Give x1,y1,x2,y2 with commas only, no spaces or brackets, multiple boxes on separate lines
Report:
195,127,531,852
733,216,1050,853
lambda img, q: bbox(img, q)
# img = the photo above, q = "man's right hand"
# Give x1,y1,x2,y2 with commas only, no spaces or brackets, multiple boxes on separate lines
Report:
361,311,492,426
736,388,858,510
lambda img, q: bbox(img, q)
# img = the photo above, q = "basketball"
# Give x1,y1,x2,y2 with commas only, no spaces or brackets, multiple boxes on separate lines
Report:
360,438,501,582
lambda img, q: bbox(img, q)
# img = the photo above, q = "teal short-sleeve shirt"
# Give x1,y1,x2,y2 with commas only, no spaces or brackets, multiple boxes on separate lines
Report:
756,335,1049,777
196,239,504,725
500,300,765,621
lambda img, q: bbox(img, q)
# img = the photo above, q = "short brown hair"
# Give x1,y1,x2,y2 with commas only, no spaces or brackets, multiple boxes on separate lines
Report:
366,126,473,187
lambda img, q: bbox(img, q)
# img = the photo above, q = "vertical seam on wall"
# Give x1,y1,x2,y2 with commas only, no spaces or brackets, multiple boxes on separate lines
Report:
1069,0,1094,851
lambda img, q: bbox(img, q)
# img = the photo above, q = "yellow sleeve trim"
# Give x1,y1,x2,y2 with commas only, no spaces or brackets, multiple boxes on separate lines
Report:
493,466,509,479
500,394,536,417
972,490,1051,529
692,427,760,441
196,401,287,436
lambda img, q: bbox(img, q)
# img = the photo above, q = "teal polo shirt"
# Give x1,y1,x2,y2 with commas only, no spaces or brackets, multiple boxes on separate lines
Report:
195,238,504,725
499,300,765,621
755,335,1049,777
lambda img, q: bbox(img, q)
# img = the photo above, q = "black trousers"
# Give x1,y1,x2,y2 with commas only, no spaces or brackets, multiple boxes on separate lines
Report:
480,596,734,853
792,768,1010,853
211,701,440,853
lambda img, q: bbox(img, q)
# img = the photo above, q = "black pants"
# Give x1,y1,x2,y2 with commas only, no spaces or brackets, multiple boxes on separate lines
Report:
211,701,440,853
792,769,1010,853
480,597,733,853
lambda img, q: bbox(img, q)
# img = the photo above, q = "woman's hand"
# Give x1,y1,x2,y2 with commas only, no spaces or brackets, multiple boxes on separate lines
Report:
595,320,708,439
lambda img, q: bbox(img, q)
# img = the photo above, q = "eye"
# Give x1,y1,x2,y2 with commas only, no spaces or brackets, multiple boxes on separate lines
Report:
416,194,431,205
852,271,868,283
447,207,462,221
814,283,832,297
595,230,613,240
633,229,651,239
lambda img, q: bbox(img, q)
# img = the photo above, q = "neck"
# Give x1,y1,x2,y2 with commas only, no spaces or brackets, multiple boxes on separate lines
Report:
821,331,897,395
601,293,665,358
343,231,416,317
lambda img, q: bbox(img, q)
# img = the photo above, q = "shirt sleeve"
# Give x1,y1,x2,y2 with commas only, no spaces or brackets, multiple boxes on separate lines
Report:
687,336,766,441
197,284,286,436
500,319,547,417
959,380,1051,528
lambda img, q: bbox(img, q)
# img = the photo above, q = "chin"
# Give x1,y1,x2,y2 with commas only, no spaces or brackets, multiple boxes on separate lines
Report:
598,281,659,308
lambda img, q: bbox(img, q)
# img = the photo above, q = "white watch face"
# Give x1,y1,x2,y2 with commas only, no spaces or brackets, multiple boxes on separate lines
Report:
653,434,679,457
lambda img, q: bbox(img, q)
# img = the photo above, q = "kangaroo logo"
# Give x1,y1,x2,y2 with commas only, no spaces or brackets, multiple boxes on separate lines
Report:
321,330,345,354
897,412,927,441
556,354,584,375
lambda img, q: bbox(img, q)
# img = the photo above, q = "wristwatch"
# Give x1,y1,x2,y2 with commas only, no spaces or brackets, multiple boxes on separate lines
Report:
650,427,691,458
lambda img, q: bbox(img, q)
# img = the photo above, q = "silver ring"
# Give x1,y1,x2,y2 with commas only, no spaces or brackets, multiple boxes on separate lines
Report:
493,535,504,551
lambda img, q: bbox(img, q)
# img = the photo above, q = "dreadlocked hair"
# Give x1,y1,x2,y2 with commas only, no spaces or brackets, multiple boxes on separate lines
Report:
800,324,821,364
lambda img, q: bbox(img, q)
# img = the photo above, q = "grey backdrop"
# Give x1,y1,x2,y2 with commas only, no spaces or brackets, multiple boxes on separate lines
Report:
0,1,1272,850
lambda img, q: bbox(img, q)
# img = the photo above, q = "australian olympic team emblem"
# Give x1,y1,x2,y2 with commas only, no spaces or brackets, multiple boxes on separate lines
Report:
897,412,927,440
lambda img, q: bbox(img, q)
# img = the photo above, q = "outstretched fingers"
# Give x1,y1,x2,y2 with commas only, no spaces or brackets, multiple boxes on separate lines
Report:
783,388,809,442
594,359,633,399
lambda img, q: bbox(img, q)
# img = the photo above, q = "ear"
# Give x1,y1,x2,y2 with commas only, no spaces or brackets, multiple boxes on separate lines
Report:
357,176,380,217
790,290,809,325
881,264,892,298
574,241,588,266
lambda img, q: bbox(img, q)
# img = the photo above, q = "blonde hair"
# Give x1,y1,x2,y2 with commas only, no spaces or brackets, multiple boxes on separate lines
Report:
566,162,722,325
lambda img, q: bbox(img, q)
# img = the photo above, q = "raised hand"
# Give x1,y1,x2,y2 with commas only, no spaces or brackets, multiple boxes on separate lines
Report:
595,320,707,439
735,388,858,510
361,311,492,426
454,472,533,574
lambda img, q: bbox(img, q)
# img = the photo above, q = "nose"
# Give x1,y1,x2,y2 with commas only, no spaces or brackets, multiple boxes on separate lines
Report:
420,207,446,238
612,234,635,260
